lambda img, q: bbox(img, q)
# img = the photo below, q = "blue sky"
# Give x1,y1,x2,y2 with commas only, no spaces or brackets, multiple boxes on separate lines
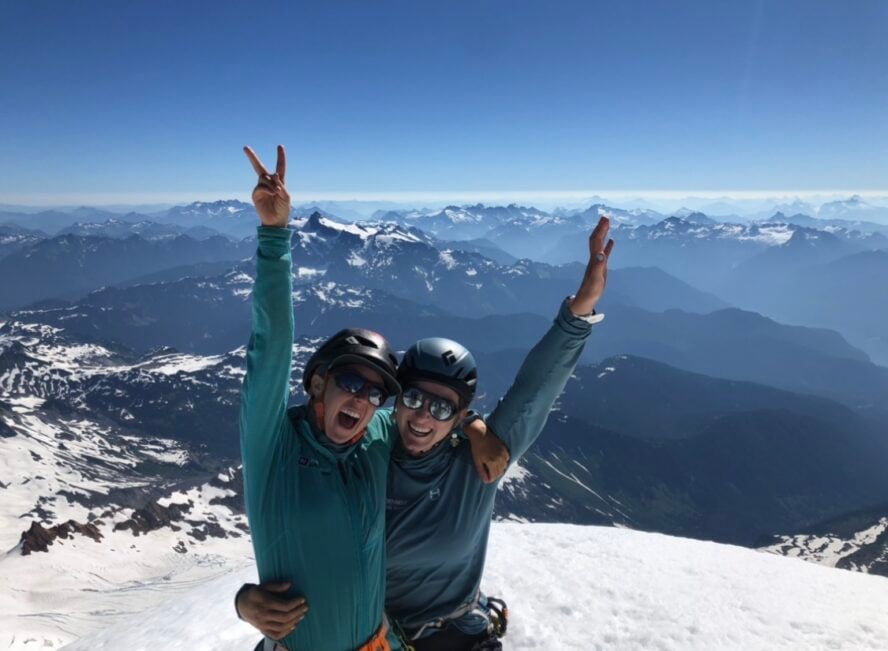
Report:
1,1,886,204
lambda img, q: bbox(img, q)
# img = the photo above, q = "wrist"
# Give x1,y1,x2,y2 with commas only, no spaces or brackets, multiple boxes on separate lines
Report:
568,294,597,317
462,411,484,437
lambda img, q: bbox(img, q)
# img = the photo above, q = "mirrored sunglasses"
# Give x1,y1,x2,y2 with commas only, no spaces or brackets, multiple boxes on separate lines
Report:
333,371,388,407
400,386,458,421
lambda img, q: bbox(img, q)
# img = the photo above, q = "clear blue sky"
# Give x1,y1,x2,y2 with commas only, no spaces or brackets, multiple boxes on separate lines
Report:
1,0,886,203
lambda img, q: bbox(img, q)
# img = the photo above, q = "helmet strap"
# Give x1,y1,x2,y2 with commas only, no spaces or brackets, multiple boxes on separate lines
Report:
345,428,367,446
311,400,326,433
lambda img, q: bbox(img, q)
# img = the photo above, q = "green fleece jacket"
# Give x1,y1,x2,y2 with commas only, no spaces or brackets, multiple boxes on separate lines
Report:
240,226,394,651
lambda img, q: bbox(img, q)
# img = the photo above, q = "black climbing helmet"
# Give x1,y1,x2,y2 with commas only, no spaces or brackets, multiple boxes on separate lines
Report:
398,337,478,406
303,328,401,398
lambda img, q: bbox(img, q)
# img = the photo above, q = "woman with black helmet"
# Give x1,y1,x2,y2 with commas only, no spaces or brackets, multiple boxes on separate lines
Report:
237,145,501,651
380,215,613,651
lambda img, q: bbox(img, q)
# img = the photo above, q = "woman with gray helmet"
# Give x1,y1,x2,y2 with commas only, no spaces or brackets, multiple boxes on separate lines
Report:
237,145,500,651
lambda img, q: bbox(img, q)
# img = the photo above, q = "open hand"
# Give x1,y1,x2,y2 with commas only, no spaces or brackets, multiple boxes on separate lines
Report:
237,581,308,641
244,145,291,228
570,216,615,315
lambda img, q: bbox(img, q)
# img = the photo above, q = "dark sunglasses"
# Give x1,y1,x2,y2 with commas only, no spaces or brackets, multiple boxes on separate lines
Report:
332,371,389,407
400,386,459,421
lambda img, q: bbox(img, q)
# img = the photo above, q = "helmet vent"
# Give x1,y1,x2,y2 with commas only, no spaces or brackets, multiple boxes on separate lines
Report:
441,351,457,366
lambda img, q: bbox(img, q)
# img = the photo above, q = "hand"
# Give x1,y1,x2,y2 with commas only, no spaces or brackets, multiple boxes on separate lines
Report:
570,216,615,316
237,581,308,641
465,417,510,483
244,145,291,228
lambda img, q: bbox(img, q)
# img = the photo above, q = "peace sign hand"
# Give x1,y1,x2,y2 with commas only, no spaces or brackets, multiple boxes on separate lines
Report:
569,216,615,316
244,145,291,228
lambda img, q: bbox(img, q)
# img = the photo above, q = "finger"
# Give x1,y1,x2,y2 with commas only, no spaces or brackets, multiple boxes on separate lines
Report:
604,238,615,257
589,217,610,255
267,612,306,639
474,457,490,483
262,596,307,614
261,600,306,615
244,146,271,177
270,621,303,640
493,459,508,482
274,183,290,199
276,145,286,183
491,461,506,482
262,606,308,626
253,184,276,196
261,581,292,593
592,215,610,237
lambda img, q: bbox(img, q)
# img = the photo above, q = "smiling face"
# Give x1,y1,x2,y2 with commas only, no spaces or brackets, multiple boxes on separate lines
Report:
312,364,385,444
395,379,467,455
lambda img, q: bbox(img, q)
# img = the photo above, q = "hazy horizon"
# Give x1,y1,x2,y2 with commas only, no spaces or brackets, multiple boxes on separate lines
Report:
0,190,888,212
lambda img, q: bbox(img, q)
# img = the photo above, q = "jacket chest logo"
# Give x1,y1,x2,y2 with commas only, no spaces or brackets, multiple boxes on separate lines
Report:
297,455,320,469
429,488,441,501
386,497,408,510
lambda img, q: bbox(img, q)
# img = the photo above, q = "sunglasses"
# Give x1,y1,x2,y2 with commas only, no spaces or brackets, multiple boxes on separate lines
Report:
332,371,389,407
400,386,459,422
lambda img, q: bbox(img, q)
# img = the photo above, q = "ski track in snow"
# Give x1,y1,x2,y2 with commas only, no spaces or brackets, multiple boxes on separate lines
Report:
3,523,886,650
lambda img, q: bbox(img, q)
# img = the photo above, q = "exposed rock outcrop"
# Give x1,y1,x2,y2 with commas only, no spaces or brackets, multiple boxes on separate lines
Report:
20,519,103,554
113,501,189,536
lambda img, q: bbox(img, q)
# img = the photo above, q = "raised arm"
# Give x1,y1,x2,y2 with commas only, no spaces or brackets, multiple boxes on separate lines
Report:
239,146,294,506
486,217,614,464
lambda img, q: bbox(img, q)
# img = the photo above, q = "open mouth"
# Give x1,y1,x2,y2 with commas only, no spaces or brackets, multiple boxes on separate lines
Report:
337,407,361,430
407,422,433,438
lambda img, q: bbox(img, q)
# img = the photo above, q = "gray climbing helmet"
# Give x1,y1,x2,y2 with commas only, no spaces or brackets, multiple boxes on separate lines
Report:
397,337,478,406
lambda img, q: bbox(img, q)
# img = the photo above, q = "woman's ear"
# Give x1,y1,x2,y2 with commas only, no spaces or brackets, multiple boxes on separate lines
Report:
309,371,326,400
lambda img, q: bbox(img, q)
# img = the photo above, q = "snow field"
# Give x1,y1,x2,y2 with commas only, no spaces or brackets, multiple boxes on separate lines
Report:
481,524,888,650
47,523,888,650
0,523,255,649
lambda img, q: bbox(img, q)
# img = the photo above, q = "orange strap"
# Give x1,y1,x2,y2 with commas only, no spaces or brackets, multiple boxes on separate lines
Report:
357,621,391,651
273,621,390,651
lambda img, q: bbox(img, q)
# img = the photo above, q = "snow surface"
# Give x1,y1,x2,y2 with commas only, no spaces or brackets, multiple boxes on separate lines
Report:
5,523,884,650
137,352,226,375
0,474,252,650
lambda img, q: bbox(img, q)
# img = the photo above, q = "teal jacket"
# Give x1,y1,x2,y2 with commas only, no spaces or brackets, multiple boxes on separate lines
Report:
240,227,396,651
384,299,595,641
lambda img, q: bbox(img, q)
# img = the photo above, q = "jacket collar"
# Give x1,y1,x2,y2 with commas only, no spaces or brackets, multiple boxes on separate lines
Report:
288,404,360,463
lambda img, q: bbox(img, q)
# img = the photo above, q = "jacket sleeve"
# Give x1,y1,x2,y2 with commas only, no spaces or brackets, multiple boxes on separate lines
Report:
239,226,294,512
485,298,596,464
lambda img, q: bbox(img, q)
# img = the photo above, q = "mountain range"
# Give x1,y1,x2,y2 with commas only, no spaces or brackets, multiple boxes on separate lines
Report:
4,312,887,553
3,198,887,637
